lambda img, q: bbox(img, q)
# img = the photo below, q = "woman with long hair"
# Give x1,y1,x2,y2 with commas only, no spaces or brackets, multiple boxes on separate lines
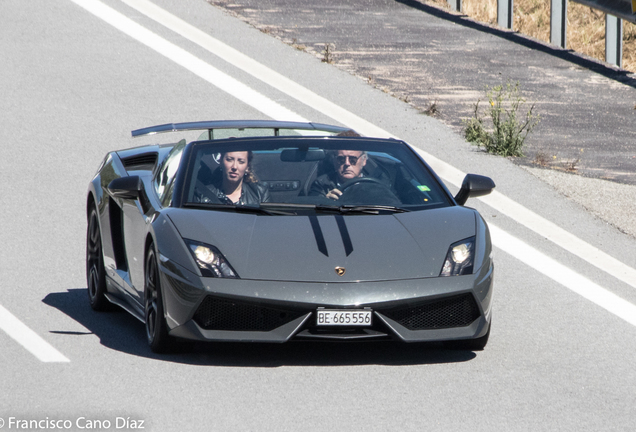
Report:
200,151,270,205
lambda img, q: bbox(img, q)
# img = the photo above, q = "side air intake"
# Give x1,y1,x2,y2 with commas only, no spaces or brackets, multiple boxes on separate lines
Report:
121,153,157,170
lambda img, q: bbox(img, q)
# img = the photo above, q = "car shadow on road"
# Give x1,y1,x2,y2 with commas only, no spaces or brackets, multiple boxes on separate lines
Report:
396,0,636,89
43,288,477,366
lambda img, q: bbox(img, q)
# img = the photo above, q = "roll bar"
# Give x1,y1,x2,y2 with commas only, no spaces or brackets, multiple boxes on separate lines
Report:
131,120,349,138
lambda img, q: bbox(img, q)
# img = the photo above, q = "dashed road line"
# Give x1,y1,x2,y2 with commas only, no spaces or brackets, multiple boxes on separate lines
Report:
0,304,69,363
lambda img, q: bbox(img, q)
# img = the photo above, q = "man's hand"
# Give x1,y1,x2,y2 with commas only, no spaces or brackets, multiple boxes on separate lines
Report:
326,188,342,200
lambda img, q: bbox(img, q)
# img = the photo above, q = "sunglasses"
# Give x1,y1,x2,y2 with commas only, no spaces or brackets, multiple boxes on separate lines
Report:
335,155,362,165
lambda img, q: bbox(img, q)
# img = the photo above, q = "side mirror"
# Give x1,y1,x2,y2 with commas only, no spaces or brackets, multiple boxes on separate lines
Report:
454,174,495,206
108,176,142,200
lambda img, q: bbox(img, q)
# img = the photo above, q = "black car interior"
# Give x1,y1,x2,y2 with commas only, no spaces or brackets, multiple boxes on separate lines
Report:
186,144,447,207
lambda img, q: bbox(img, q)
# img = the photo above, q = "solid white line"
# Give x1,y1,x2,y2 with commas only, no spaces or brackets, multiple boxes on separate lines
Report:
480,191,636,289
71,0,306,123
490,225,636,327
117,0,636,293
69,0,636,328
120,0,393,139
0,304,70,363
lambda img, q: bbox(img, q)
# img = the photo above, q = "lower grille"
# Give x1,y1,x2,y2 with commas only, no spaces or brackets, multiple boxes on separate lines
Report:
193,296,306,331
379,294,480,330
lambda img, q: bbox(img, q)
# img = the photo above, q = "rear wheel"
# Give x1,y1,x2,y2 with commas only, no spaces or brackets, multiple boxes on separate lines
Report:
145,245,174,353
86,207,111,311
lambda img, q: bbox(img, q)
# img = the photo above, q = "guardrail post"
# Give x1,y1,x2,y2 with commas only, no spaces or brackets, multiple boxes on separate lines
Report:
550,0,567,48
497,0,513,29
446,0,462,12
605,14,623,68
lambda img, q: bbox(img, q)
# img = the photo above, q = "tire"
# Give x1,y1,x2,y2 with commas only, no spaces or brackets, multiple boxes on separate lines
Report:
86,207,112,311
144,245,174,353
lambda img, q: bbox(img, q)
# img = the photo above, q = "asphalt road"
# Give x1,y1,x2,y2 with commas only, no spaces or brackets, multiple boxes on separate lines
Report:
1,0,636,431
210,0,636,251
211,0,636,185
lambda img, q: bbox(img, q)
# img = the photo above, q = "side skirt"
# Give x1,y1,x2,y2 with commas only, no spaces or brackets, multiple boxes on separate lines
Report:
104,289,145,323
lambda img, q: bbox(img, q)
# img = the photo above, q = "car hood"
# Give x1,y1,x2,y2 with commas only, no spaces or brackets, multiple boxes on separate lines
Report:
166,206,476,282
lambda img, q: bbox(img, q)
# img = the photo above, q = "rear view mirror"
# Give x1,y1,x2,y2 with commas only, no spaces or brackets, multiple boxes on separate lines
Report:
454,174,495,206
280,149,325,162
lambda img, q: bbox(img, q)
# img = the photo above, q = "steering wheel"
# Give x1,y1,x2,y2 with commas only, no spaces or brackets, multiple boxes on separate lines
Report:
339,176,387,191
338,177,400,204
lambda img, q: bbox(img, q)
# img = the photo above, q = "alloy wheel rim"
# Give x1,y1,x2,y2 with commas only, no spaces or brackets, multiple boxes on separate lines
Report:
87,213,101,301
145,254,158,342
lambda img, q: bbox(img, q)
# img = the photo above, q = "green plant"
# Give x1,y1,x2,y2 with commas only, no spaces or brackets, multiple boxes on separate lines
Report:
532,150,551,166
563,158,580,172
322,43,334,63
463,81,540,157
423,100,439,116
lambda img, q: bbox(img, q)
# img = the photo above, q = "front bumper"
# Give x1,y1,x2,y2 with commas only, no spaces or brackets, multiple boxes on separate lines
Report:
159,259,493,344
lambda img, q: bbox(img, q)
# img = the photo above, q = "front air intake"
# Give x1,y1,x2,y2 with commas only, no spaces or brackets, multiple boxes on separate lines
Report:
193,296,306,331
378,293,480,330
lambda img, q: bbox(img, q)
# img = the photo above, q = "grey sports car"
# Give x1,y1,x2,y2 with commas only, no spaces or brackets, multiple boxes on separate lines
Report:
86,120,495,353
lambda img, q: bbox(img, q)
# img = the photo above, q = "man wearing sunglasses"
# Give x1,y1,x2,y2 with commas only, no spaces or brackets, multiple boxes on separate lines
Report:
309,150,368,200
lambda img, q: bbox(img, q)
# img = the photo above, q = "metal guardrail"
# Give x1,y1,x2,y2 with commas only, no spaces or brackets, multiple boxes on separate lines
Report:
575,0,635,23
446,0,636,68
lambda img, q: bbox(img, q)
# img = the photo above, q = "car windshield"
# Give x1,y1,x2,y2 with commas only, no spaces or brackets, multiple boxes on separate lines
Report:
180,136,452,213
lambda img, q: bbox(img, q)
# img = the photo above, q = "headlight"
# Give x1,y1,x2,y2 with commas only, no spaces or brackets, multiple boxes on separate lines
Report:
440,237,475,276
184,239,239,278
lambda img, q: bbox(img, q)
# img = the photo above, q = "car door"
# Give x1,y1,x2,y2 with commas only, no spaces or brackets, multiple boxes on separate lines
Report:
122,142,185,299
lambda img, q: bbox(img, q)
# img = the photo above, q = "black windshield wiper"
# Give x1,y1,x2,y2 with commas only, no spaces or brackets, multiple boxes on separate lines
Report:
183,202,295,216
185,202,408,215
314,204,409,214
340,205,409,214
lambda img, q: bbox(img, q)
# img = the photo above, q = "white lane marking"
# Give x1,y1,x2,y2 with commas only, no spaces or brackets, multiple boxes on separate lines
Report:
116,0,636,293
70,0,636,328
120,0,392,139
480,191,636,290
490,225,636,327
0,304,70,363
71,0,305,123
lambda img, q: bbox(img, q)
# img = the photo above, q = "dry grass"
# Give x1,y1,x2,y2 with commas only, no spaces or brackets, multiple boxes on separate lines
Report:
429,0,636,72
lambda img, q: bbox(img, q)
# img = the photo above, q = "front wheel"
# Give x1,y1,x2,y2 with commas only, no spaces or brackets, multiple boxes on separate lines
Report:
145,245,174,353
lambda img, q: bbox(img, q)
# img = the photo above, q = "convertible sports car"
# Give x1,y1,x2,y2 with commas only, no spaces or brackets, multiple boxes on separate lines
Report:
86,120,495,353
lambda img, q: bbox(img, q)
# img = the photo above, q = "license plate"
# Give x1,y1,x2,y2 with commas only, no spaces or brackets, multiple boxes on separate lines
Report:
316,309,372,326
